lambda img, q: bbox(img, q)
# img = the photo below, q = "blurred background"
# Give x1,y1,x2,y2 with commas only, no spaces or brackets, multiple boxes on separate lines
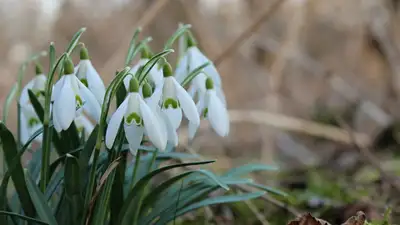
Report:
3,0,400,222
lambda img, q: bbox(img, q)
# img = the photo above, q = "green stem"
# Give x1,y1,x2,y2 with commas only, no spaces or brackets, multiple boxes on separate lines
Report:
132,150,158,225
130,151,142,190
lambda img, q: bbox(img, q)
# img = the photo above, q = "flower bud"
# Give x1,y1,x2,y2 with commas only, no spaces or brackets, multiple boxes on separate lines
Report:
187,33,197,48
63,56,75,75
129,76,139,93
141,46,151,59
142,82,153,98
35,62,43,75
163,62,173,77
205,77,214,90
80,46,90,60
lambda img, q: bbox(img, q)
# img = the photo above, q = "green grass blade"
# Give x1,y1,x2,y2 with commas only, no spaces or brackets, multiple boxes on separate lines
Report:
164,24,191,51
65,28,86,55
137,49,174,85
25,171,58,225
247,183,288,197
117,160,215,225
223,163,278,177
0,211,48,225
79,125,98,191
0,123,35,217
45,168,64,200
64,154,82,224
2,84,18,124
124,27,142,66
156,191,266,225
180,62,210,87
28,90,64,155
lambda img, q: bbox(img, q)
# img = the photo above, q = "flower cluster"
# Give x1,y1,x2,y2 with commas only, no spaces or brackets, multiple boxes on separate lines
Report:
20,33,229,155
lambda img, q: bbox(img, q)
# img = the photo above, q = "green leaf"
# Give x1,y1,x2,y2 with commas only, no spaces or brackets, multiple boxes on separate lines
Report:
28,89,64,155
129,37,153,63
223,163,278,177
0,123,35,217
140,169,228,216
79,125,98,191
49,43,56,72
65,27,86,54
125,27,142,66
164,24,191,51
180,62,210,87
137,49,175,85
64,154,82,224
155,191,266,225
25,171,58,225
117,160,215,225
60,122,81,152
0,211,48,225
45,168,64,200
248,183,287,197
2,84,17,124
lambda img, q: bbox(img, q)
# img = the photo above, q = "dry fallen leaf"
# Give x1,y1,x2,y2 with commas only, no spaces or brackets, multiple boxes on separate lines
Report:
287,213,331,225
341,211,366,225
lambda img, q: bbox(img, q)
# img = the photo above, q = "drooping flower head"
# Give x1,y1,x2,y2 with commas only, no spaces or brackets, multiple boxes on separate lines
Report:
106,77,167,155
52,56,101,132
174,34,226,104
189,77,229,140
123,47,163,91
75,46,106,104
152,62,200,131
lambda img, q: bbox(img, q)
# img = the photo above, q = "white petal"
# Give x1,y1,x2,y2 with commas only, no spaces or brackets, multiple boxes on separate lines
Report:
162,112,178,146
54,76,76,131
162,107,182,129
188,122,199,141
32,74,47,93
172,78,200,126
150,69,164,87
124,124,144,155
75,114,95,137
105,97,129,148
139,97,167,150
74,64,79,74
20,112,30,144
146,85,163,110
190,47,222,87
20,78,36,104
174,51,190,83
51,76,66,102
216,87,227,106
77,78,101,123
84,60,106,104
207,90,230,137
123,74,134,91
53,110,62,132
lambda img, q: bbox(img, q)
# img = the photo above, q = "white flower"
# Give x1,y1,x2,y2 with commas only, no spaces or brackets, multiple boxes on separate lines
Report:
143,83,178,147
123,49,163,90
19,64,47,106
52,57,101,132
189,77,229,139
105,77,167,155
174,40,226,104
152,63,200,130
20,104,43,145
74,114,95,138
75,47,106,104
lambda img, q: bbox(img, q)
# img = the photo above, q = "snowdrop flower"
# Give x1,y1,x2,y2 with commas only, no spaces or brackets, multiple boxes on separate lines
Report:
20,104,42,145
174,35,226,104
152,62,200,130
75,46,106,104
52,56,101,132
189,77,229,140
123,47,163,90
105,77,167,155
74,114,95,138
142,82,178,146
19,63,47,106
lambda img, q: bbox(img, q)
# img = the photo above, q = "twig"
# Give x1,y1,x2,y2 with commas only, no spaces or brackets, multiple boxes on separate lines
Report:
179,109,371,147
213,0,286,66
101,0,169,72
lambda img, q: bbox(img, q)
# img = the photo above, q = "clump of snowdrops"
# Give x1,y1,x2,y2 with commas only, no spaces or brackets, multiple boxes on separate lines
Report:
0,25,284,225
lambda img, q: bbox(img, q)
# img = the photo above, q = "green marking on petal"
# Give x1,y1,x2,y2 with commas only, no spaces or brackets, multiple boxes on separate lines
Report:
203,108,208,118
163,98,179,109
80,78,89,88
28,117,40,128
125,112,143,126
76,95,83,110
